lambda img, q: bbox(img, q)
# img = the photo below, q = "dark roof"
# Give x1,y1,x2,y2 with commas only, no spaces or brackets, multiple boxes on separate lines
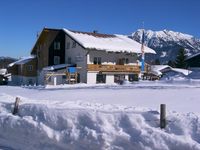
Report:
186,52,200,61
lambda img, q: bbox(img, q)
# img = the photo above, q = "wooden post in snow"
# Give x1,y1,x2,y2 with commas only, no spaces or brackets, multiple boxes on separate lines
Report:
13,97,20,115
160,104,166,129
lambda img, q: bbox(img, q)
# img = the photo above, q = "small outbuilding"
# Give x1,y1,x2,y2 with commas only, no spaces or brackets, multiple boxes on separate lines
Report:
186,52,200,68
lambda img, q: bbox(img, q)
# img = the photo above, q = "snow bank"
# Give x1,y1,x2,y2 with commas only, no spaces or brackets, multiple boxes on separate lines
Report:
0,97,200,150
1,81,200,149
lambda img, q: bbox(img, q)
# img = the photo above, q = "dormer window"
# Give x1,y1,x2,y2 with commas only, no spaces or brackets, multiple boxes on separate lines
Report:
94,57,101,65
54,42,60,50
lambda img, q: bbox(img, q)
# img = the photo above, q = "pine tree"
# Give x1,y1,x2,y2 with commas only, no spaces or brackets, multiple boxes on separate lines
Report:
167,60,175,67
175,48,187,68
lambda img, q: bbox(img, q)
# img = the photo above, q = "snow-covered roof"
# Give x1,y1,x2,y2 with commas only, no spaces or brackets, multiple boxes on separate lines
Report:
186,52,200,60
150,65,192,76
171,68,192,76
150,65,171,76
0,69,7,75
8,56,35,67
63,29,156,54
43,64,73,71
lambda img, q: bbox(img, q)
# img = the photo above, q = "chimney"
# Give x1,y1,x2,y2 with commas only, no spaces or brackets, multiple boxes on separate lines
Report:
93,30,98,34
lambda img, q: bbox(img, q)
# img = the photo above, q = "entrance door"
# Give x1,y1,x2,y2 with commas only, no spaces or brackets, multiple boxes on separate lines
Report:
96,74,106,83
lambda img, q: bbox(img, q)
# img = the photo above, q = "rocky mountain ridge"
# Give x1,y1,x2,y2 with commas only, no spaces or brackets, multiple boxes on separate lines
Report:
131,29,200,64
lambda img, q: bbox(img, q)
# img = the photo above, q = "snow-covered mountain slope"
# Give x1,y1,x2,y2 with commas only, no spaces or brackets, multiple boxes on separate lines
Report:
0,56,17,68
131,29,200,64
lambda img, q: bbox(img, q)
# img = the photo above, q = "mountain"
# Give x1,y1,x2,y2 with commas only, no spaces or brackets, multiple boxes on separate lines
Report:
0,57,17,68
131,29,200,64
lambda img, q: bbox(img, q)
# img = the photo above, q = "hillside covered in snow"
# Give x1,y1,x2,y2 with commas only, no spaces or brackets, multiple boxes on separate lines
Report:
131,29,200,64
0,81,200,150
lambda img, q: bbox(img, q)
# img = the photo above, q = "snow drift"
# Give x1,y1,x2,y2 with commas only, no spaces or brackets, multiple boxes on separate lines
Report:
0,96,200,150
1,80,200,150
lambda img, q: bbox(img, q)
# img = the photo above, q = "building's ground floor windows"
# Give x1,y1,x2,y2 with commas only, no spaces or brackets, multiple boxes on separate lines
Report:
114,74,139,83
88,73,139,84
114,74,125,84
128,74,139,81
96,74,106,83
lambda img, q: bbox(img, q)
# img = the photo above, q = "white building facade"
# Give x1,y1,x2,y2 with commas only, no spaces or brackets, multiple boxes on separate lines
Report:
62,29,155,84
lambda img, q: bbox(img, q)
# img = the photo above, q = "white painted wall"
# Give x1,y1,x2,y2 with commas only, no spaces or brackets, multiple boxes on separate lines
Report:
87,72,97,84
125,75,129,80
65,35,88,83
65,35,140,84
86,50,139,84
106,75,114,84
47,75,66,85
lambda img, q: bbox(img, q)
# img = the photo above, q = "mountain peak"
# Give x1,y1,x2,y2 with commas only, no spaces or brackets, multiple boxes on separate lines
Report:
131,29,200,64
133,29,194,42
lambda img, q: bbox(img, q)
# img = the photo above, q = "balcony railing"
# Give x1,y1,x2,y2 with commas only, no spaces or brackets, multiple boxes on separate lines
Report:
87,64,142,73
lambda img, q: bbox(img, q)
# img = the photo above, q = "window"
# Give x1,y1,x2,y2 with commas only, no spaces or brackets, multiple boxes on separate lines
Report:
54,42,60,50
114,74,125,84
117,58,129,65
66,42,70,49
94,57,97,64
128,74,139,82
54,56,60,65
117,58,124,65
125,58,129,64
94,57,101,65
72,41,76,48
98,57,101,64
68,57,72,64
96,74,106,83
27,65,33,71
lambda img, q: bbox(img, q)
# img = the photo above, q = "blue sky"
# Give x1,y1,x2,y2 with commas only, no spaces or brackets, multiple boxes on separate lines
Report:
0,0,200,58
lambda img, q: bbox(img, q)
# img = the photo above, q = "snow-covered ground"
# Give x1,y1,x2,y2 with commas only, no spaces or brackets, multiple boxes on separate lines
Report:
0,80,200,150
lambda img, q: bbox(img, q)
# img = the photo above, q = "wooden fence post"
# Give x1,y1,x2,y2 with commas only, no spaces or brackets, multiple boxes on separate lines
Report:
13,97,20,115
160,104,166,129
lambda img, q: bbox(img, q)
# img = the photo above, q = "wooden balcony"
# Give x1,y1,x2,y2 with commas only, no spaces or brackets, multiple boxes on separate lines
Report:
87,64,141,73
